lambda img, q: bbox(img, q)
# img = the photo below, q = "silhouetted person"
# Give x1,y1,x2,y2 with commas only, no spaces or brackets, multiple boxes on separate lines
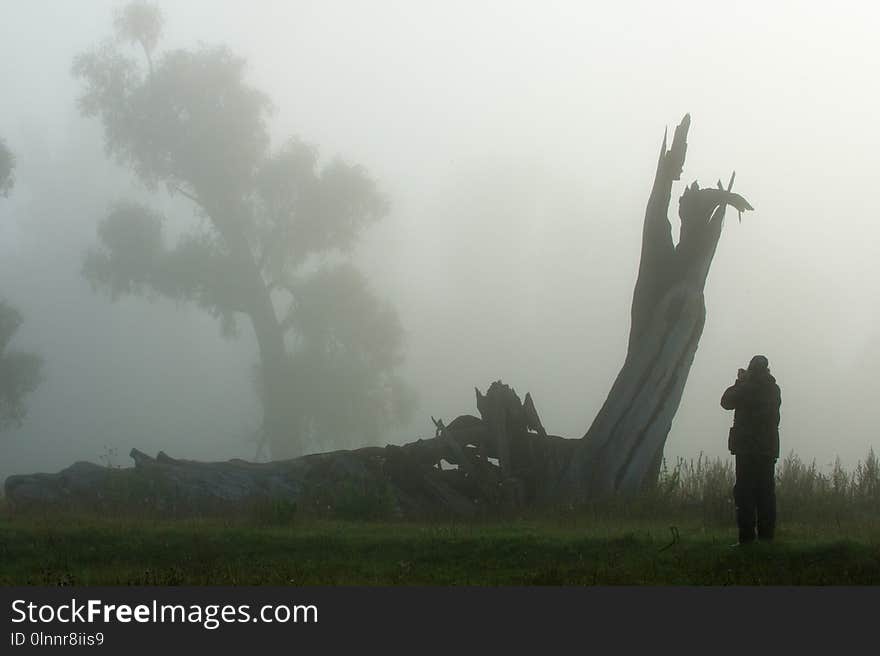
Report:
721,355,782,545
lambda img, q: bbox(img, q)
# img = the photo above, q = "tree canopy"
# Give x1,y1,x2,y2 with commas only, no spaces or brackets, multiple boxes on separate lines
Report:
0,302,44,431
0,139,44,430
74,1,414,457
0,139,14,197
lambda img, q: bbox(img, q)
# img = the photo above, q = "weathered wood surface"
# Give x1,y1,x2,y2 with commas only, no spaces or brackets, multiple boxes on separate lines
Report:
5,382,573,517
562,115,752,499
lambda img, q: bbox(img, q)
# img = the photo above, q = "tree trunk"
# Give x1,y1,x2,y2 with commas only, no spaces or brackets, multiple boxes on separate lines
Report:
247,284,294,460
209,199,296,461
561,114,751,499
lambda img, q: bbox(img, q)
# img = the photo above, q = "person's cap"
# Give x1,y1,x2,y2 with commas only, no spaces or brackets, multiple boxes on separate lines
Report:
748,355,769,372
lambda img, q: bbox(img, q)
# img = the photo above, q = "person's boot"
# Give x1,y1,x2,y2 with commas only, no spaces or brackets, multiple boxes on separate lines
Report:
757,519,775,543
731,523,756,547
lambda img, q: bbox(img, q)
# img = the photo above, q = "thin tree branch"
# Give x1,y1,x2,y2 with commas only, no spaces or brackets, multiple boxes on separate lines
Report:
167,183,208,213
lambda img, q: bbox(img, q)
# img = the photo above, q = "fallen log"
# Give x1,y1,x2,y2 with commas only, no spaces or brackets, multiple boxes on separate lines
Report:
4,381,571,518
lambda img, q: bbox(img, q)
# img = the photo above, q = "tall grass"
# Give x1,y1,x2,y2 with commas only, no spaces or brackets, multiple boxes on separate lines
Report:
647,448,880,525
3,449,878,527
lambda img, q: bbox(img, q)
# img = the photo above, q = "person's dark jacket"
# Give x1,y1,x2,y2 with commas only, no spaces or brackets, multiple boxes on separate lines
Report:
721,372,781,459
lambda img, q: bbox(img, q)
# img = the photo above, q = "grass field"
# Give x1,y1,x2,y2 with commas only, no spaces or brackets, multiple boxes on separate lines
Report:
2,511,879,585
3,450,878,585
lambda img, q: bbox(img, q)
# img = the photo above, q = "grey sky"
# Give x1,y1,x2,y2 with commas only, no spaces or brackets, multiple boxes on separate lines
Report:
1,0,878,482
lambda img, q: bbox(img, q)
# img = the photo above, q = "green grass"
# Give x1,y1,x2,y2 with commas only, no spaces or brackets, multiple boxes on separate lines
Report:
2,510,879,585
3,448,878,585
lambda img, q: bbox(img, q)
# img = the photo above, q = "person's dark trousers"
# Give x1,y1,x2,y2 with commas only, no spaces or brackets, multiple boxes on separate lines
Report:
734,454,777,543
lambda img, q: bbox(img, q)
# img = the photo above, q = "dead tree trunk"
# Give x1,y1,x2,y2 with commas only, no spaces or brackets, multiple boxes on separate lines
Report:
561,114,752,499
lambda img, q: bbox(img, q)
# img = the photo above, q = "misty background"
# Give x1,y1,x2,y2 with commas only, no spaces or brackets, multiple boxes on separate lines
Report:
1,0,878,484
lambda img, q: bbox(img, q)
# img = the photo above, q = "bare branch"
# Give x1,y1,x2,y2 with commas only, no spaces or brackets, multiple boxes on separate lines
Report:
167,183,207,213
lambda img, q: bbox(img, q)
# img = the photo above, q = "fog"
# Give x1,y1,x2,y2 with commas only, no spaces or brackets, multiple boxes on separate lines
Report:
2,0,878,485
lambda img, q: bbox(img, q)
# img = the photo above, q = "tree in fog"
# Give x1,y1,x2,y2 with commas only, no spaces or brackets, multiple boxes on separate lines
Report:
0,302,44,431
73,2,415,458
274,264,415,454
0,139,15,197
0,139,44,430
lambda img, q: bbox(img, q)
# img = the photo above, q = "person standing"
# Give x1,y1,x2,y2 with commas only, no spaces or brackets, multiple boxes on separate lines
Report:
721,355,782,544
